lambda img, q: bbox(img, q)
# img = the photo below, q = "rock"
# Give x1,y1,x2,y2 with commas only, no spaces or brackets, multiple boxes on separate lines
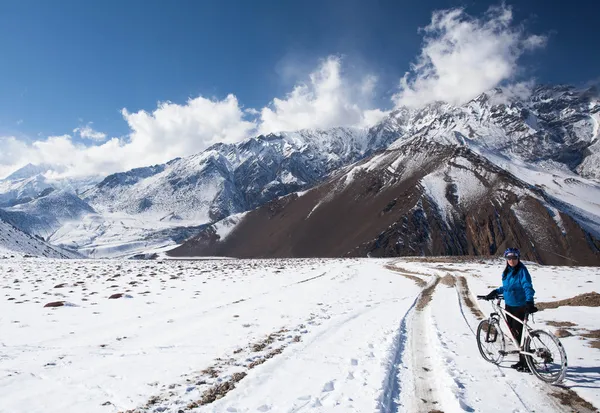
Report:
44,301,65,308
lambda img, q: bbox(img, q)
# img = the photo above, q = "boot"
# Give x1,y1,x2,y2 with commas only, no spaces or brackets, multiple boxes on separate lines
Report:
511,356,530,372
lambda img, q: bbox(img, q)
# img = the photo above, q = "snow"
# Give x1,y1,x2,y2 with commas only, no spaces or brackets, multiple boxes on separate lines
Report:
306,200,323,220
469,147,600,238
1,257,598,413
546,205,567,235
213,212,249,241
48,213,204,259
421,172,452,223
592,112,600,142
0,219,78,259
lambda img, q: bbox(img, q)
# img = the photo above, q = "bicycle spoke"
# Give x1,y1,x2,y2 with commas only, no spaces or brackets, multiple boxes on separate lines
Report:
477,319,505,364
525,330,568,384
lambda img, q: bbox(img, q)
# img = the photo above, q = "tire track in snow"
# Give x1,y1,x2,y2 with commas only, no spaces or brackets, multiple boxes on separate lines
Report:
379,275,442,413
378,294,419,413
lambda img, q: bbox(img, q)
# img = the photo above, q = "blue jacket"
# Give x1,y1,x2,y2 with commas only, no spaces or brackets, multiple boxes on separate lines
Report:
495,263,535,307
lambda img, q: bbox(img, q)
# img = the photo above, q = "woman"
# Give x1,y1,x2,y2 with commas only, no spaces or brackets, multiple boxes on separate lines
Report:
485,247,536,372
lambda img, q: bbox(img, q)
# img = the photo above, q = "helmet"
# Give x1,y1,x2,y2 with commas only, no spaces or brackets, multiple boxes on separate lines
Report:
503,247,520,258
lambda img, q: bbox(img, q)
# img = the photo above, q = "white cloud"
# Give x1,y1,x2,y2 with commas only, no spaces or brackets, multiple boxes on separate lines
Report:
121,94,256,166
0,136,33,179
523,34,547,50
393,4,546,108
0,96,257,180
259,56,386,134
73,124,107,141
489,80,536,106
1,56,392,180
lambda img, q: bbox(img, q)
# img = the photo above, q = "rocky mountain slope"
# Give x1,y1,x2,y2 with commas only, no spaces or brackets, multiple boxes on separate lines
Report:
81,128,379,223
0,218,80,258
1,84,598,261
169,90,600,265
81,85,600,226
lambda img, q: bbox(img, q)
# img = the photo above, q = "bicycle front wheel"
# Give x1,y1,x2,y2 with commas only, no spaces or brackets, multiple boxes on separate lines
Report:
477,318,505,364
525,329,568,384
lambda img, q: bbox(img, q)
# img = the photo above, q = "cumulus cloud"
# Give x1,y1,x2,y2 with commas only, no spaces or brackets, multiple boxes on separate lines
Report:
259,56,386,134
393,4,546,108
0,57,386,179
121,94,256,167
0,136,33,179
73,124,107,141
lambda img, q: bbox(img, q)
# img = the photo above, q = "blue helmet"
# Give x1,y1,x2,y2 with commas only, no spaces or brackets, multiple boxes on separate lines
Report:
503,247,520,258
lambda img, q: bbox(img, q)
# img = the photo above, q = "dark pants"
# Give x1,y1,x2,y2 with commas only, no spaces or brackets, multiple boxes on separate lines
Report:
506,305,526,363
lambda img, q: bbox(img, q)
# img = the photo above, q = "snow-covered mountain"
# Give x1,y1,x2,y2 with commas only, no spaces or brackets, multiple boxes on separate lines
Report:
0,189,95,239
82,127,377,222
3,84,599,261
171,135,600,265
0,163,101,207
373,85,600,179
170,85,600,265
0,217,79,258
0,169,54,207
85,85,599,225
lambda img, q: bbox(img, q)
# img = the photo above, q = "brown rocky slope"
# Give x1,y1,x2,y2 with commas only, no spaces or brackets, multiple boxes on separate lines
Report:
169,138,600,266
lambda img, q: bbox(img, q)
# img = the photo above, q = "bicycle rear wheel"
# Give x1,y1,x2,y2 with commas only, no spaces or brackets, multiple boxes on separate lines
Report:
477,318,505,364
525,329,568,384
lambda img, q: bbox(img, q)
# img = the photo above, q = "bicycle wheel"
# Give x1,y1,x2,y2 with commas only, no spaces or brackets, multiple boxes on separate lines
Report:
525,329,568,384
477,318,505,364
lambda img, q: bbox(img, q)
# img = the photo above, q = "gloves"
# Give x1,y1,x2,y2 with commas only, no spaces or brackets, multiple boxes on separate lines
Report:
525,301,538,313
485,290,499,300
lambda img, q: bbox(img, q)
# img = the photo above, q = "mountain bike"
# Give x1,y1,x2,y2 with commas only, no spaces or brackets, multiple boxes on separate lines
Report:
475,294,568,384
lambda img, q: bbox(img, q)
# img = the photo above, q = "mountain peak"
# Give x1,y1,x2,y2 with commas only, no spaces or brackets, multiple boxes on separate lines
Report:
3,163,54,181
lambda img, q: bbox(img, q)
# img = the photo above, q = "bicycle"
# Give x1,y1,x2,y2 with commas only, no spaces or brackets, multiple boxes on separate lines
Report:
475,294,568,384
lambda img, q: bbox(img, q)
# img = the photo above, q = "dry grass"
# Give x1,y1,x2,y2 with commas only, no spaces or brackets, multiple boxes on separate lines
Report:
187,372,248,407
456,276,485,320
537,292,600,310
402,255,488,264
546,321,578,327
200,366,220,378
248,347,285,369
550,388,598,412
554,329,573,338
416,277,440,311
582,330,600,350
440,274,456,287
385,264,427,287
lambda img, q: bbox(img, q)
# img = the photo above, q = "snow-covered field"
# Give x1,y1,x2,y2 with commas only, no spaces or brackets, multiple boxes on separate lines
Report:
0,257,598,413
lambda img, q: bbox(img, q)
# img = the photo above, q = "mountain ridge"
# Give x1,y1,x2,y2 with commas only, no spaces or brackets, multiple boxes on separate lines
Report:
1,84,599,260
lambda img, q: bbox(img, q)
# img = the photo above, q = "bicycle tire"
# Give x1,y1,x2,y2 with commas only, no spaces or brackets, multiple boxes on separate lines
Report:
525,329,568,384
477,318,505,364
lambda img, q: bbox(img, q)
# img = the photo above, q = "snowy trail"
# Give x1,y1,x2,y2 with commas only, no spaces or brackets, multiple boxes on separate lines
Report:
421,274,566,413
1,258,598,413
199,263,422,413
392,261,599,413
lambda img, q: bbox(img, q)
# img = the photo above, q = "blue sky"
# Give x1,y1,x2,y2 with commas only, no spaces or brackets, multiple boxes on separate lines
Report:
0,0,598,178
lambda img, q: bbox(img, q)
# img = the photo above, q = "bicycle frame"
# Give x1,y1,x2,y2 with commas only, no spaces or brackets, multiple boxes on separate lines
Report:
488,297,537,358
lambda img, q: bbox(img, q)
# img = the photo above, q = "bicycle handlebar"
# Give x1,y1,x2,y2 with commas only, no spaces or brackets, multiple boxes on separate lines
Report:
476,295,504,301
476,295,539,314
